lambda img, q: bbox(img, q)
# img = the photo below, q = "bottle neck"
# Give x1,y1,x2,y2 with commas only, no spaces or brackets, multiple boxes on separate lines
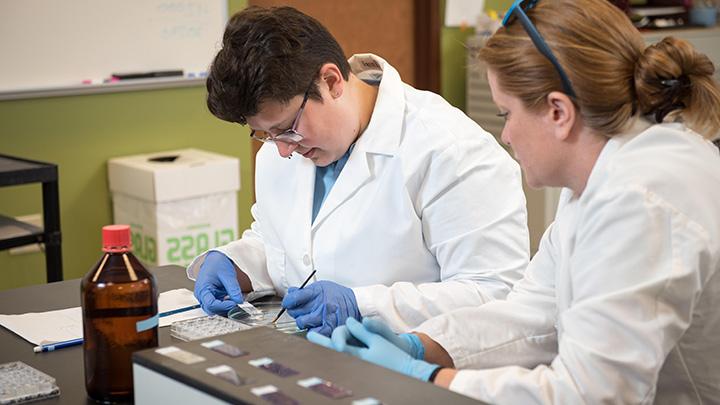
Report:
102,246,131,253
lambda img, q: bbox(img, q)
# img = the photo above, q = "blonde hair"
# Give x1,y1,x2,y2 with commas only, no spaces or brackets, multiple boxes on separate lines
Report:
478,0,720,138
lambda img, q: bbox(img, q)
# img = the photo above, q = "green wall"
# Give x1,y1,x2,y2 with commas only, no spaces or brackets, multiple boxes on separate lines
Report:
0,0,248,290
441,0,514,108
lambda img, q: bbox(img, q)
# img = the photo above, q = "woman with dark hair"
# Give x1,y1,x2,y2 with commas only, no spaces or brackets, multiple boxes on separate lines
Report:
190,6,530,337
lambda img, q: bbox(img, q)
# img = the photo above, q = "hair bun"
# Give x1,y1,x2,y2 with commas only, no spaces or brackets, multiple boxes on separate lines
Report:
634,37,715,122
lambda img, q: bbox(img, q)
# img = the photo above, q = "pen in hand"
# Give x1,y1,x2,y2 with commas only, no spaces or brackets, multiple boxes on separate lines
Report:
271,269,317,324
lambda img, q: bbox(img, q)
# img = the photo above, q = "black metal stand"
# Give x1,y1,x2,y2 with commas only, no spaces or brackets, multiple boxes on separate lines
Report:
0,154,63,282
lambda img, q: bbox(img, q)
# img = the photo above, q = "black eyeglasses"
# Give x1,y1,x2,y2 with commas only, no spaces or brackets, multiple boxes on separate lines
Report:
250,78,314,145
502,0,577,98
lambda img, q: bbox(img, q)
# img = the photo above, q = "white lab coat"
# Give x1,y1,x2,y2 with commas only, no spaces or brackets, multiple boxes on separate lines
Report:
187,54,529,332
416,121,720,403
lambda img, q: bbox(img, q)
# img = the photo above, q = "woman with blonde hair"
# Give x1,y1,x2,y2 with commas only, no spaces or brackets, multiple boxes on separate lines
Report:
309,0,720,402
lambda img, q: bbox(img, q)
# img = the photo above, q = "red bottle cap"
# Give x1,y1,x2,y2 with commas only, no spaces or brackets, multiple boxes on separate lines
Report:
102,224,132,252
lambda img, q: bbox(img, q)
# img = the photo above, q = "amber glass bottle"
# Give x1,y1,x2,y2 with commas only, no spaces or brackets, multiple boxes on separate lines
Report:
81,225,158,402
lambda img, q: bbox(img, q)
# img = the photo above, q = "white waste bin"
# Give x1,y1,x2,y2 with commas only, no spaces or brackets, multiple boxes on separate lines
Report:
108,148,240,266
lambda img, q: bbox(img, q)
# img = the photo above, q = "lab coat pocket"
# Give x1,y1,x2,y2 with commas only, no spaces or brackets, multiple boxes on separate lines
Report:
264,244,288,292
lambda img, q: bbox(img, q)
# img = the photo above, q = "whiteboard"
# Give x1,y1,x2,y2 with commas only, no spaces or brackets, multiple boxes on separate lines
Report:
0,0,227,93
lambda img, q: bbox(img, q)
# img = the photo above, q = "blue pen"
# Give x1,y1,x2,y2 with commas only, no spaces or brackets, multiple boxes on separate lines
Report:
158,303,201,318
32,304,201,353
33,337,83,353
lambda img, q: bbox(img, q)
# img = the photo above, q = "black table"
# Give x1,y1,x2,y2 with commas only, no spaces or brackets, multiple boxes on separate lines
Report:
0,265,193,404
1,266,482,404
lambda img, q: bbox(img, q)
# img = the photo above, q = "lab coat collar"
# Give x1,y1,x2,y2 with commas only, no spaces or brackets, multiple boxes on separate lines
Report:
580,117,653,202
311,55,406,229
348,54,405,157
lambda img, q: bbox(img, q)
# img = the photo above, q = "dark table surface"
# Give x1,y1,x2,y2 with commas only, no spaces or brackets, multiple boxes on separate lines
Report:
0,265,194,404
1,265,484,405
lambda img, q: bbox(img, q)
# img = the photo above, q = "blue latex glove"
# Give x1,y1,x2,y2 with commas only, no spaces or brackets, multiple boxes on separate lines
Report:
330,318,425,360
194,251,244,315
281,280,360,336
308,318,439,381
299,302,342,337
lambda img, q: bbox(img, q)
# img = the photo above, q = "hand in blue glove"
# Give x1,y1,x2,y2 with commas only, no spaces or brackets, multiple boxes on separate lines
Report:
331,318,425,360
306,302,342,337
307,318,439,381
194,251,244,315
281,280,360,336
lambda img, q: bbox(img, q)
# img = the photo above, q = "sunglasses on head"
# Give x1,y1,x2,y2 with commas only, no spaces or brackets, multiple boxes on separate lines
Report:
502,0,577,98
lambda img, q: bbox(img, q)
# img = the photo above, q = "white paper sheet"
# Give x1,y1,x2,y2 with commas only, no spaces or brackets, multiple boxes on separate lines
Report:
0,288,203,345
445,0,486,27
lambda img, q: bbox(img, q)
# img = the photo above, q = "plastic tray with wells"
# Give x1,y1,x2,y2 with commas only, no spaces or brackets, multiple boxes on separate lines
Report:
170,315,252,341
170,301,301,341
0,361,60,404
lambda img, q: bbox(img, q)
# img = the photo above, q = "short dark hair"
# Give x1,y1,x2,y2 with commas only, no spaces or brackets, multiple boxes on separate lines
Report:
206,6,351,124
